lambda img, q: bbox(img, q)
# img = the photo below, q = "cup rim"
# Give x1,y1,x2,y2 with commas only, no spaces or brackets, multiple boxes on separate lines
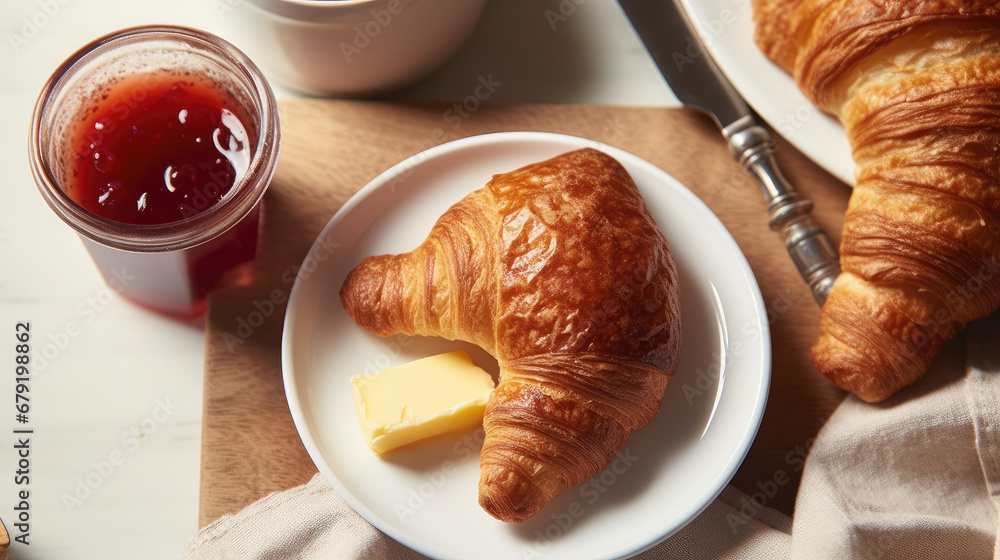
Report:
266,0,381,5
240,0,395,22
29,24,280,253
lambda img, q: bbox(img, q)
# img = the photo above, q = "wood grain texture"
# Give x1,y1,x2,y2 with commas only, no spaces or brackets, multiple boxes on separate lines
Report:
199,100,851,527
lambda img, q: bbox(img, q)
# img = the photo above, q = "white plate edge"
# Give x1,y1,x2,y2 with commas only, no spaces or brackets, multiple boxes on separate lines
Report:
280,131,773,559
674,0,856,186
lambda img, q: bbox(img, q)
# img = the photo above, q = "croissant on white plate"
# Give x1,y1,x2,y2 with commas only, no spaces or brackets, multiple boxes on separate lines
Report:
753,0,1000,402
339,148,682,522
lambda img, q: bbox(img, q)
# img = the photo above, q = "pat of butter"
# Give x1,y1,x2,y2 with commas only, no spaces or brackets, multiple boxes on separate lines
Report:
350,350,495,454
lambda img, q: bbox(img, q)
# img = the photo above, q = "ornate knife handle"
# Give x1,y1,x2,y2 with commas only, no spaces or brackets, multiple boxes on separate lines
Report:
724,116,841,306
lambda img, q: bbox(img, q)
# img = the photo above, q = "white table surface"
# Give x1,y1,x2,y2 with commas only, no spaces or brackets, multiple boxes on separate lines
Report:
0,1,677,558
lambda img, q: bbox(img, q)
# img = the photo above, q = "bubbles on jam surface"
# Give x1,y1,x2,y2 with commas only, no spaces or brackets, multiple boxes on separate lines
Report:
69,74,253,225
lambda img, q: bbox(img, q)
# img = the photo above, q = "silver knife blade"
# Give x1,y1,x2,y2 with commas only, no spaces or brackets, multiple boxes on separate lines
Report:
617,0,749,130
617,0,842,305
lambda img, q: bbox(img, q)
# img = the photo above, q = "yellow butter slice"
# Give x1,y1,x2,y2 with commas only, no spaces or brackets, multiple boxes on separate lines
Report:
350,350,495,454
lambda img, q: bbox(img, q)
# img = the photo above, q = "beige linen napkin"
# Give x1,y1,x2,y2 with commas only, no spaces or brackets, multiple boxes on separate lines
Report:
789,312,1000,560
182,313,1000,559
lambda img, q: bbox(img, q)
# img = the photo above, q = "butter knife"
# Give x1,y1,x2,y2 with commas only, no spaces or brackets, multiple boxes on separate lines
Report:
617,0,841,305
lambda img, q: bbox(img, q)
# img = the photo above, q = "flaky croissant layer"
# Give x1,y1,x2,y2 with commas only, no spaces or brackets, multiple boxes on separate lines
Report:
754,1,1000,401
341,148,682,521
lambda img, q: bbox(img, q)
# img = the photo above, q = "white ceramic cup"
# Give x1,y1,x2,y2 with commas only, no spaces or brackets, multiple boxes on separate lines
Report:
225,0,487,96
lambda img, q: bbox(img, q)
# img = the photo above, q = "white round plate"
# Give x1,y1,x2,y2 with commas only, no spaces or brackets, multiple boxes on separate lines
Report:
676,0,855,185
281,132,770,560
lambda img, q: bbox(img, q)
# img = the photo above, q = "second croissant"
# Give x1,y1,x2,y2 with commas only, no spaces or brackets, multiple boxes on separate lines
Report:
753,0,1000,402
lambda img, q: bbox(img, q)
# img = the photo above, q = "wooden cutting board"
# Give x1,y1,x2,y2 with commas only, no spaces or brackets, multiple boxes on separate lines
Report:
198,100,851,527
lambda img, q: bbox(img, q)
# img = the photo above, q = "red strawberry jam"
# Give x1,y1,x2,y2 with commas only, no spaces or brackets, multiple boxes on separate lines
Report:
62,72,263,317
68,73,253,225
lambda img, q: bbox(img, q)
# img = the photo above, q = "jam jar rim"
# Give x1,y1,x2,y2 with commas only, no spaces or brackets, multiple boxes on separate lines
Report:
29,24,281,254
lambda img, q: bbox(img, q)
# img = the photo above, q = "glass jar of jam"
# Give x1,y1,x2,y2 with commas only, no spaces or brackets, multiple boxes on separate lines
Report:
29,25,280,317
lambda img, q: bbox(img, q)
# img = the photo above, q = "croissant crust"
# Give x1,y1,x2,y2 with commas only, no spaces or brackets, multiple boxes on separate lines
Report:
753,0,1000,401
340,148,682,520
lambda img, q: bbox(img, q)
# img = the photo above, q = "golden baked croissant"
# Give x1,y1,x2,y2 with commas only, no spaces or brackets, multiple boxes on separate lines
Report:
753,1,1000,402
340,148,682,522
